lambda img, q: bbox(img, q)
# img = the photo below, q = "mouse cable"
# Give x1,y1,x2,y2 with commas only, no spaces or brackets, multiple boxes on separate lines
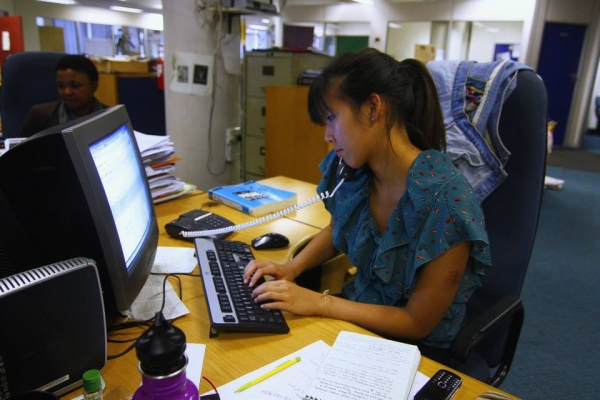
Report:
181,178,346,239
106,273,190,360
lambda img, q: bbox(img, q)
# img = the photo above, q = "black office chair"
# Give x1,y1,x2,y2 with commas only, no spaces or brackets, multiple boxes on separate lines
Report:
445,69,548,386
1,51,66,138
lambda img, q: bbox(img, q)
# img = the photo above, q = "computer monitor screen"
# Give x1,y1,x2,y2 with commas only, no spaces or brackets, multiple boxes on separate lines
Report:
0,105,158,317
89,124,153,273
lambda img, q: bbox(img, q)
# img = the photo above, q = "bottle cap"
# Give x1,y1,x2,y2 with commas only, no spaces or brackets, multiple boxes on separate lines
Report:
135,311,187,376
82,369,102,392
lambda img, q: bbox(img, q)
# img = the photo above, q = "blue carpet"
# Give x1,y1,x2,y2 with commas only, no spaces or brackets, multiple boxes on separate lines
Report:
499,166,600,399
582,134,600,154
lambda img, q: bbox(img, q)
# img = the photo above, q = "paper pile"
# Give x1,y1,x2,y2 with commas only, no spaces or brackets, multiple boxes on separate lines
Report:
134,131,196,203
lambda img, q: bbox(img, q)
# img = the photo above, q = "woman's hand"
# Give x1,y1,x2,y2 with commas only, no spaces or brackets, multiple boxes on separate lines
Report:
251,280,324,316
243,260,297,287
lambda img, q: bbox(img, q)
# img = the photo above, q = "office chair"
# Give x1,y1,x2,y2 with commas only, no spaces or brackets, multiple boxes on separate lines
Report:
446,69,548,386
1,51,66,138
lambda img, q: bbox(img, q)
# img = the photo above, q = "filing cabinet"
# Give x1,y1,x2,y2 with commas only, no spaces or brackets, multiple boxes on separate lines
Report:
242,50,331,180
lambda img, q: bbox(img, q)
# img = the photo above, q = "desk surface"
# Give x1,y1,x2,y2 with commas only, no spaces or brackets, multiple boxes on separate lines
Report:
63,179,517,400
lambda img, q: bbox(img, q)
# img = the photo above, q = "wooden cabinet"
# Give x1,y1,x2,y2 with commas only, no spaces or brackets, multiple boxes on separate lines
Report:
264,85,331,184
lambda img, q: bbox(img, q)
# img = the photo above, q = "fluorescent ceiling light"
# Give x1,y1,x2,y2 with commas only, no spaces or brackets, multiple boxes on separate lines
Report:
248,24,269,31
36,0,78,4
110,5,143,13
117,0,162,10
352,0,373,4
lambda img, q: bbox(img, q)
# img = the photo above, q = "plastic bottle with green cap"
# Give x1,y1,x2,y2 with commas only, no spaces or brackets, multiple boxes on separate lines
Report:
82,369,104,400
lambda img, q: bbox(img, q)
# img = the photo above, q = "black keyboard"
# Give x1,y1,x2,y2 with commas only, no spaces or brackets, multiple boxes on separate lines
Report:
165,209,235,241
194,238,289,337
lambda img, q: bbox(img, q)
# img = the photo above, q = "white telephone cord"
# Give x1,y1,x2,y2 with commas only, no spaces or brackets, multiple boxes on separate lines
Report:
180,179,345,238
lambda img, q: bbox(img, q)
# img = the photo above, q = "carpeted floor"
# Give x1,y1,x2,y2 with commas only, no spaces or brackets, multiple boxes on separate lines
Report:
546,134,600,173
498,134,600,399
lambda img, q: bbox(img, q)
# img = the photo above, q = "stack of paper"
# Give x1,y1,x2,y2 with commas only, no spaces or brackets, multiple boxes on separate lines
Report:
134,131,196,203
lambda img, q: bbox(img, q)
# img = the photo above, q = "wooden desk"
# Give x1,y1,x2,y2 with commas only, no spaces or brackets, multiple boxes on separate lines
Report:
260,175,332,230
63,185,517,400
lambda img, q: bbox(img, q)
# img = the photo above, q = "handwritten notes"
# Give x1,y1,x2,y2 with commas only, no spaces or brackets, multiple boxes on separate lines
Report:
303,331,421,400
204,340,330,400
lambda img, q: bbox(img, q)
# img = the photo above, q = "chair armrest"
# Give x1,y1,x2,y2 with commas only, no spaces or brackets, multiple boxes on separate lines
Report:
450,295,524,363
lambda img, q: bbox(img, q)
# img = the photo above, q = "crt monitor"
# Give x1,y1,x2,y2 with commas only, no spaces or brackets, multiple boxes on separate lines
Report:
0,105,158,317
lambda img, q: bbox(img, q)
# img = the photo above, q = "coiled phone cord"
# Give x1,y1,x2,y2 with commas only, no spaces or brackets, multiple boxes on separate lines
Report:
180,178,346,239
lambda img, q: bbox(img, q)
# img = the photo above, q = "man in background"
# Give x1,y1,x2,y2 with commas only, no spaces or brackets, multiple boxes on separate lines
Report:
19,54,106,137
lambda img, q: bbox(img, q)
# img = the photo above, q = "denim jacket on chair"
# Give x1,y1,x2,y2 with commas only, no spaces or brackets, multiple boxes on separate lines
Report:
427,59,533,201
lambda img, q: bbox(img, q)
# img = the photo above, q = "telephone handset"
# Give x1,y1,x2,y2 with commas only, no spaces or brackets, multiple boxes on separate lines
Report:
181,157,352,239
336,157,357,181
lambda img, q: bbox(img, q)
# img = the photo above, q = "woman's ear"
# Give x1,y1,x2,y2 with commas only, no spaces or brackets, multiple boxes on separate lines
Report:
367,93,382,122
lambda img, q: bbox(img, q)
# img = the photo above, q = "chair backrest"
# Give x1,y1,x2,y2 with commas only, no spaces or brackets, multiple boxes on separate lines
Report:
1,51,66,138
468,69,548,366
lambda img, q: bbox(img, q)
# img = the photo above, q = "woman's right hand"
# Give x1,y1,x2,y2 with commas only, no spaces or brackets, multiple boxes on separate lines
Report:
243,260,297,287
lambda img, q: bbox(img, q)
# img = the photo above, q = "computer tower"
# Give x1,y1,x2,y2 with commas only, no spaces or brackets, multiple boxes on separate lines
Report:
0,258,106,399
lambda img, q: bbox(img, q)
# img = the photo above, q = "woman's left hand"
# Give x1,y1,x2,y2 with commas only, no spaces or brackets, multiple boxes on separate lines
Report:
251,280,324,316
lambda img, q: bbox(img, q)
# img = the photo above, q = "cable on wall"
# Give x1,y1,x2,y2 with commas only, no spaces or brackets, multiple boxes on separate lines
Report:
194,0,232,177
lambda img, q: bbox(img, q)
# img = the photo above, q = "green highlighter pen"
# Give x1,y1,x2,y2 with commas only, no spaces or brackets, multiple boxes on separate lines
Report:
235,356,301,393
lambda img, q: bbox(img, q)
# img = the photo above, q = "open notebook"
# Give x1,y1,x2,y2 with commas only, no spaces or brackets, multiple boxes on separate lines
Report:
206,331,422,400
303,331,421,400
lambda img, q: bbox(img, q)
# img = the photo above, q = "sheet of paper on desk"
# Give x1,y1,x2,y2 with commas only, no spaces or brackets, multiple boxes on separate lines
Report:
186,343,207,388
204,340,330,400
410,372,428,399
123,274,190,320
152,246,197,274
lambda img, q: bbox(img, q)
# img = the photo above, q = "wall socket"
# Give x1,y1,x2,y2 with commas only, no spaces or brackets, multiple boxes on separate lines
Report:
225,127,241,162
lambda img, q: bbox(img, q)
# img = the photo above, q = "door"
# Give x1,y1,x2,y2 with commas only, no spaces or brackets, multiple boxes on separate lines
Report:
537,22,587,146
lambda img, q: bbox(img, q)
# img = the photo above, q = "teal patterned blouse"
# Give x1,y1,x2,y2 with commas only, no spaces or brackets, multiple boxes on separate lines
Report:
317,149,492,348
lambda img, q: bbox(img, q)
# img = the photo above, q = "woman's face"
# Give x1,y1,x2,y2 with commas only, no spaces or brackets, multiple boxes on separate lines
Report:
56,69,97,115
323,93,374,169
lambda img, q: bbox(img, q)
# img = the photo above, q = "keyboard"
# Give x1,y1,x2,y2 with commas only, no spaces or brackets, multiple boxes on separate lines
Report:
164,209,235,241
194,238,289,337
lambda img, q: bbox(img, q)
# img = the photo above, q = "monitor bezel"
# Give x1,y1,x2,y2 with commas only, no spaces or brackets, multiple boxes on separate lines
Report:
58,105,158,313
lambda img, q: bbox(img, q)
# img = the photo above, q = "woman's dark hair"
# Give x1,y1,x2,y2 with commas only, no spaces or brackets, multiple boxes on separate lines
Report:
55,55,99,83
308,48,446,151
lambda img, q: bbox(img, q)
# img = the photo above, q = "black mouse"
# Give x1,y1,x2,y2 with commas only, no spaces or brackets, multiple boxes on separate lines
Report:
251,232,290,250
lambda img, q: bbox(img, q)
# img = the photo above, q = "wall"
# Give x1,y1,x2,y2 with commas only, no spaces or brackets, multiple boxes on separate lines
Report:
162,1,241,190
282,1,536,61
467,21,524,62
282,0,600,148
0,0,14,15
387,21,432,61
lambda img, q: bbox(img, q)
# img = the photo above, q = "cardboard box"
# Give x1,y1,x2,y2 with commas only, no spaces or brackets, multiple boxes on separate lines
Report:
95,59,149,73
414,44,437,64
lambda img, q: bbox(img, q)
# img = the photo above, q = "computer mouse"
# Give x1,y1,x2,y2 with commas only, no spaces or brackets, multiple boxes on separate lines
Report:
251,232,290,250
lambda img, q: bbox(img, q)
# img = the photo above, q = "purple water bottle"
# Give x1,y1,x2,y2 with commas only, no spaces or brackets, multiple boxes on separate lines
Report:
133,311,199,400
